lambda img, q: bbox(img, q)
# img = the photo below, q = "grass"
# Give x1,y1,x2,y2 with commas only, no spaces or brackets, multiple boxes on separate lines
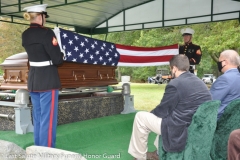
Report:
115,82,210,111
130,83,166,111
114,83,166,112
0,83,163,159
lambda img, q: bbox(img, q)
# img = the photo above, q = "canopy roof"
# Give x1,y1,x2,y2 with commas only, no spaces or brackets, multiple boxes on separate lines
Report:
1,0,240,35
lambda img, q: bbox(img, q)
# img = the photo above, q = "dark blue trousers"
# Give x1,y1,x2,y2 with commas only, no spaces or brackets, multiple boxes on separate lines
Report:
30,90,59,148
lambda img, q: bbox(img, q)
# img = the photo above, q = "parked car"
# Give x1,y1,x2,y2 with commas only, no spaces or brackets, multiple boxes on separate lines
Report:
202,74,215,84
149,69,171,84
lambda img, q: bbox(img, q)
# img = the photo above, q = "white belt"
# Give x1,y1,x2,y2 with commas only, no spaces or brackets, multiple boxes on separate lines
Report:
29,60,53,67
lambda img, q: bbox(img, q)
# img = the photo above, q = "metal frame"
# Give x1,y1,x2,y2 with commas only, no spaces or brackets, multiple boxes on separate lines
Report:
0,0,154,35
0,101,34,134
0,0,239,35
0,86,120,134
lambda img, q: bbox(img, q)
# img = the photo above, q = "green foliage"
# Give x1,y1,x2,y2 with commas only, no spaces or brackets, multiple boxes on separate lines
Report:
200,20,240,62
133,27,182,47
124,66,158,82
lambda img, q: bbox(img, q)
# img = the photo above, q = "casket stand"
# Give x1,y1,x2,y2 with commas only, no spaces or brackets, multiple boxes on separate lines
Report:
0,52,123,133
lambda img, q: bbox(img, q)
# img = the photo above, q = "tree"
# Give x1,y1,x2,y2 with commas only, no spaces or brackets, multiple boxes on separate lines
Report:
194,20,240,77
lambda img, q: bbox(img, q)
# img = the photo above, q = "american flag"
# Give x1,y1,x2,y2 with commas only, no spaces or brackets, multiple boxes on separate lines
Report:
53,27,179,67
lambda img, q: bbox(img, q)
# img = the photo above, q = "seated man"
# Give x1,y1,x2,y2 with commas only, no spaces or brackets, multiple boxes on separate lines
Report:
210,50,240,120
128,55,212,160
228,129,240,160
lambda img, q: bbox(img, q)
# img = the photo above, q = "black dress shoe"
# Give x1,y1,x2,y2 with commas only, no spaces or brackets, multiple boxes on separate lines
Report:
147,150,159,160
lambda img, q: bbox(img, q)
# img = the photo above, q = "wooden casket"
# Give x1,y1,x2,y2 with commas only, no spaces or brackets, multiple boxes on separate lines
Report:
0,52,118,90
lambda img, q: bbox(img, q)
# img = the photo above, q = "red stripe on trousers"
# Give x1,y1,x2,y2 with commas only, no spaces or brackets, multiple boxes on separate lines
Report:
48,90,55,147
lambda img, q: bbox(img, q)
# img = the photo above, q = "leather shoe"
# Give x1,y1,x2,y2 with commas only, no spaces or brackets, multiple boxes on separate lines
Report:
147,150,159,160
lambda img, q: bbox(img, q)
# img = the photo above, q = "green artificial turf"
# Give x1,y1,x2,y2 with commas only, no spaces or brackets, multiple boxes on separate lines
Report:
0,113,157,160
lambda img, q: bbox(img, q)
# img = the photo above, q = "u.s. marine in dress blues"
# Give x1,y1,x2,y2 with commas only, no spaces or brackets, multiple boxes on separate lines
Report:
179,28,202,73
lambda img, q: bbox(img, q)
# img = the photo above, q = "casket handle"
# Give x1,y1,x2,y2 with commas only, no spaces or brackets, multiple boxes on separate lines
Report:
5,75,22,82
107,74,109,79
3,72,6,79
3,72,6,82
100,74,102,79
5,75,12,82
16,76,21,82
83,74,85,80
25,71,28,82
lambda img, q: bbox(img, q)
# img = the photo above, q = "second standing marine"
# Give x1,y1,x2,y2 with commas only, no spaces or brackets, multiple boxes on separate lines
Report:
179,28,202,74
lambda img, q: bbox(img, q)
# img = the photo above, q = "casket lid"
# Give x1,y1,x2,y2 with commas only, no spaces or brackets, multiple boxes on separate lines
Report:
0,52,28,67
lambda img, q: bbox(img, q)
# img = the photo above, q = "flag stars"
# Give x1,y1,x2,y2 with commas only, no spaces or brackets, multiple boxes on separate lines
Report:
68,40,73,45
67,52,72,57
80,42,85,47
85,48,89,54
74,36,79,40
91,44,95,49
62,33,68,39
79,53,84,58
84,38,89,43
60,28,120,67
74,46,79,52
95,51,100,55
72,58,77,62
90,55,94,60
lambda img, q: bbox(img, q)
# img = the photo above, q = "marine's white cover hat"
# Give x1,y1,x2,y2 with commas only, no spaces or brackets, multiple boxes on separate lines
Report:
180,28,195,35
23,4,48,13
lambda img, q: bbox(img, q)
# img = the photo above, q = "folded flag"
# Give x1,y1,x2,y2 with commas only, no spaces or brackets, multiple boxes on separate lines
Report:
53,27,179,67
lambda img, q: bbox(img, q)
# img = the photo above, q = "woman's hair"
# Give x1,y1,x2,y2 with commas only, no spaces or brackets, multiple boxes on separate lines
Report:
169,54,190,71
23,12,39,21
